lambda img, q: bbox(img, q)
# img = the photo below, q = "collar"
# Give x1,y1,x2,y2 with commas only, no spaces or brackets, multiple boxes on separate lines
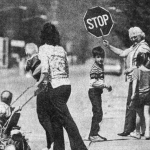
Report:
27,53,38,61
132,40,145,47
95,62,103,68
139,65,150,71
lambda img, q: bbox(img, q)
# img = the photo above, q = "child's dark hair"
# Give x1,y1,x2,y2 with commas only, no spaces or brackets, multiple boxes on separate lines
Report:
92,46,105,58
136,52,150,67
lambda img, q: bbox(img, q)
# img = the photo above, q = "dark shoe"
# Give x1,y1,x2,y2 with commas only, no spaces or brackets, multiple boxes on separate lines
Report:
97,134,107,141
140,133,145,136
118,132,130,136
144,136,150,140
89,134,107,142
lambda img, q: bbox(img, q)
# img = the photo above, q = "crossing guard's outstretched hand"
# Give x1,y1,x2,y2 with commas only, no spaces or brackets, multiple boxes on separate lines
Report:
103,40,110,48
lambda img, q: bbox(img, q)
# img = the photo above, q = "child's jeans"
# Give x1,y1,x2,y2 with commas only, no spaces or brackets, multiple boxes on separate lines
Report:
89,88,103,136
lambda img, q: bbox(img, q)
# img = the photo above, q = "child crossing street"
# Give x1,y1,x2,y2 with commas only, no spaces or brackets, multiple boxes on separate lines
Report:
88,46,112,142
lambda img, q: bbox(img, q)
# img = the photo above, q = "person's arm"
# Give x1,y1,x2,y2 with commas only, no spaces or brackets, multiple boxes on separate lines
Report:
92,79,105,88
92,79,112,91
25,59,31,72
130,69,139,105
34,46,49,95
124,66,137,75
90,65,112,91
103,40,132,57
65,51,69,75
131,79,138,100
128,78,138,109
103,40,124,55
5,106,12,118
35,73,47,87
34,72,49,96
38,46,49,83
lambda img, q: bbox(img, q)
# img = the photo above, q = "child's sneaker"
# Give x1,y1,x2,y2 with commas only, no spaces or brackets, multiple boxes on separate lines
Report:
49,142,54,150
144,132,150,140
130,131,141,139
89,134,107,142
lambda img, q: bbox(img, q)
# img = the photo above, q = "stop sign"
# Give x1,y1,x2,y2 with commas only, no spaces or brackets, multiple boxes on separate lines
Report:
84,6,114,38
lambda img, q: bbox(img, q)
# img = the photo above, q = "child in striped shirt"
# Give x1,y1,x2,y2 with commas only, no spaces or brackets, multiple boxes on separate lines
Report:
25,43,41,81
88,46,112,142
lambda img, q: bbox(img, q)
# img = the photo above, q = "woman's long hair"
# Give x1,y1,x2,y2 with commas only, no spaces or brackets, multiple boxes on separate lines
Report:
40,22,60,46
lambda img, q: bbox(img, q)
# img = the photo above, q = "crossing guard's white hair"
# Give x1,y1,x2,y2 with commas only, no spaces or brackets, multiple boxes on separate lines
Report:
128,27,145,39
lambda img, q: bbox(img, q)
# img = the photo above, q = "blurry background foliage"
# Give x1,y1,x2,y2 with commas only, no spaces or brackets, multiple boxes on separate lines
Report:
0,0,150,64
110,0,150,47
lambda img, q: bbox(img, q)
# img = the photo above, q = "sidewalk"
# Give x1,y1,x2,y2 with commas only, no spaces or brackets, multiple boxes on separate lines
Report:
1,67,150,150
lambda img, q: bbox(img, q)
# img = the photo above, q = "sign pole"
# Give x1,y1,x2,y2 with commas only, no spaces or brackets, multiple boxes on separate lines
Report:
100,28,105,84
100,28,105,41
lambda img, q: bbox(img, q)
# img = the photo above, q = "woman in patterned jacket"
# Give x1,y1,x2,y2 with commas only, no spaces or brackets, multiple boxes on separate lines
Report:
35,22,88,150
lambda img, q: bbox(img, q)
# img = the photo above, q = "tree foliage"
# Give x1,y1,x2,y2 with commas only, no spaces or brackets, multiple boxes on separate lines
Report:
110,0,150,47
0,1,47,44
0,0,121,63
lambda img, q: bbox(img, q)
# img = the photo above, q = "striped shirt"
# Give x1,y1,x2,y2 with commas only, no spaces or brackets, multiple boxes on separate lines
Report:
132,66,150,94
25,54,41,81
89,62,104,89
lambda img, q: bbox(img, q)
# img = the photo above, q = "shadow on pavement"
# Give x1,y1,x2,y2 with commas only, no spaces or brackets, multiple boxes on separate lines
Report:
84,138,132,150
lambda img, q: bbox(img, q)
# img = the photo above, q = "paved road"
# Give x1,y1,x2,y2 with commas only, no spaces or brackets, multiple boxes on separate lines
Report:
1,66,150,150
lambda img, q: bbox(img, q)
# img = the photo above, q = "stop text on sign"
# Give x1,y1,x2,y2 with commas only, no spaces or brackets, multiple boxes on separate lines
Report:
86,14,109,29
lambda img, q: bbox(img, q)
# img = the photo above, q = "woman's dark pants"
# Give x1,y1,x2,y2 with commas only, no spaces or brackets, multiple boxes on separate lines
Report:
123,82,136,133
49,85,87,150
